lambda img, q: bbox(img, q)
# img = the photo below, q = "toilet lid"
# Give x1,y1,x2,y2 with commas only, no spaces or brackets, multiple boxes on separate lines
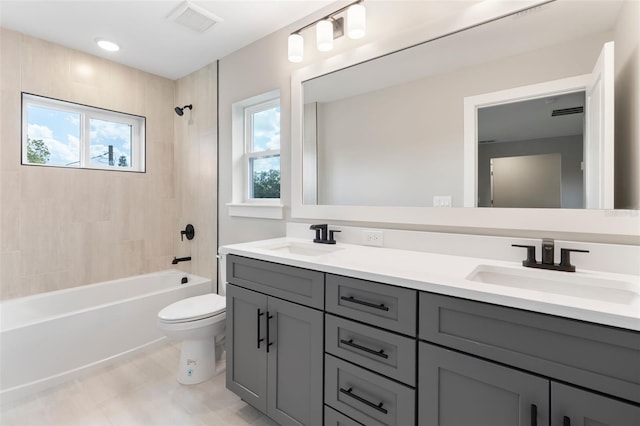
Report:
158,293,226,323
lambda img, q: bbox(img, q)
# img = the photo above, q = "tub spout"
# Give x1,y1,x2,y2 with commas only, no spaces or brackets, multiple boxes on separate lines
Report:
172,256,192,265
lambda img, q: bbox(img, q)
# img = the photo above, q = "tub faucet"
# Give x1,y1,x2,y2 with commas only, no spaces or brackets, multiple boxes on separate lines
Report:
172,256,192,265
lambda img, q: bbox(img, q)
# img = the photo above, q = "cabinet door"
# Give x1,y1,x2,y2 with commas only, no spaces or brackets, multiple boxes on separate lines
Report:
551,382,640,426
226,284,268,413
419,342,549,426
267,297,323,426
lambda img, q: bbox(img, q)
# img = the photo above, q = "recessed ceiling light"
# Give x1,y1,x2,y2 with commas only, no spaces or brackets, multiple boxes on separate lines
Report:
95,38,120,52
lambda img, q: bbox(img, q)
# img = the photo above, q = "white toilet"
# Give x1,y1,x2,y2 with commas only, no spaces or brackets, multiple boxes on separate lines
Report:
157,290,226,385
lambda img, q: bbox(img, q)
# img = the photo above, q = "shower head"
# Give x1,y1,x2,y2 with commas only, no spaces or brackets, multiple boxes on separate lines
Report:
174,104,192,116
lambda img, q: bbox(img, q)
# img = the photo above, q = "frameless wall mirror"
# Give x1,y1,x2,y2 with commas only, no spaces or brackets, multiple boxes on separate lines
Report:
300,0,627,210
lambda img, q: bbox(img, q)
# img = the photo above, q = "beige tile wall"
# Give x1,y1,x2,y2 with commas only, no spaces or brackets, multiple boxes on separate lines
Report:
0,29,180,299
174,63,218,283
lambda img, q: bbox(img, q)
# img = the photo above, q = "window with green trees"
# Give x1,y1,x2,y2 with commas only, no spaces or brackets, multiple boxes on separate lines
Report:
245,99,280,199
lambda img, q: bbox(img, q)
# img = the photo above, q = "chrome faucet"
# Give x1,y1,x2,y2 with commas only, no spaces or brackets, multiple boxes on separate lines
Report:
512,240,589,272
309,224,341,244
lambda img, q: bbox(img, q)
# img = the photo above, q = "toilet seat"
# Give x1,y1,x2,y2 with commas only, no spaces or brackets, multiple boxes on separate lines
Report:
158,293,225,324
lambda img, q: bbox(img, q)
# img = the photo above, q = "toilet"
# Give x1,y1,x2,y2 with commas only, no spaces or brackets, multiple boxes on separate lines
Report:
157,282,226,385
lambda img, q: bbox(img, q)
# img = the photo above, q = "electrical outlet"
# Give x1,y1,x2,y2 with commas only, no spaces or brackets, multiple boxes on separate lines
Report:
363,230,383,247
433,195,452,208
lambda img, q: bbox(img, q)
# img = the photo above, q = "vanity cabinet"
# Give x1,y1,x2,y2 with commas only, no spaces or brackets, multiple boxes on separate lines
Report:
419,343,640,426
224,253,639,426
418,342,549,425
418,292,640,426
225,255,324,426
324,274,417,425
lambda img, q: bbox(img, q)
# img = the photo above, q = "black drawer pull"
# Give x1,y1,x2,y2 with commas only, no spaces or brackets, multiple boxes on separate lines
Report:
340,339,389,359
340,295,389,311
530,404,537,426
266,312,274,353
563,416,570,426
256,309,265,349
339,387,388,414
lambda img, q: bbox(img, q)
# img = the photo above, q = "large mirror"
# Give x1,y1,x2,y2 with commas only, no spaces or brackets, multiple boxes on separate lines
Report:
291,0,639,235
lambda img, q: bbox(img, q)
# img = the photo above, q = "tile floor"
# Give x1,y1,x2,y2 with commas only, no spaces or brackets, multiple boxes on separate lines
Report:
0,342,279,426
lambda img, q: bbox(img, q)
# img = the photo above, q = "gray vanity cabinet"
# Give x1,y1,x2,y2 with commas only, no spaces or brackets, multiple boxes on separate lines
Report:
324,274,417,425
551,382,640,426
418,291,640,426
418,342,549,426
226,255,324,426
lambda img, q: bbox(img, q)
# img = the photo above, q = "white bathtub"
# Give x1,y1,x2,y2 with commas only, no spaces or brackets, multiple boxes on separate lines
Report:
0,270,213,403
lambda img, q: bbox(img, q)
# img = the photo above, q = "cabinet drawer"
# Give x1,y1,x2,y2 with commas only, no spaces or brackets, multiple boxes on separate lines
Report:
326,275,416,335
227,255,325,309
325,354,415,426
419,292,640,404
325,314,416,386
324,405,363,426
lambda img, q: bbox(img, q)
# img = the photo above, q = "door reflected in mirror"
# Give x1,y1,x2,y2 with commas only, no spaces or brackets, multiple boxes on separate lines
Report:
476,93,585,208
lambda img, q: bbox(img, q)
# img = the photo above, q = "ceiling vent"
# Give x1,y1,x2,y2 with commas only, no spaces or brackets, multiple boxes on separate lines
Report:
168,1,223,33
551,106,584,117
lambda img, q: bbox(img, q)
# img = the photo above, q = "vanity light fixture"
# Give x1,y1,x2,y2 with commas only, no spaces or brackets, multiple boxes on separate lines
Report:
316,19,335,52
287,0,365,63
95,38,120,52
347,2,366,39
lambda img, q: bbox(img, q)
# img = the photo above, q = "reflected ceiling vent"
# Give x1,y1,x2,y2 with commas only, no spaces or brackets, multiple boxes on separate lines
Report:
512,3,548,19
551,106,584,117
167,1,223,33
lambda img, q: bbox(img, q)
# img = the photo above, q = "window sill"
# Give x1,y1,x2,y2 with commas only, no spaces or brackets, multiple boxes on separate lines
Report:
226,203,284,219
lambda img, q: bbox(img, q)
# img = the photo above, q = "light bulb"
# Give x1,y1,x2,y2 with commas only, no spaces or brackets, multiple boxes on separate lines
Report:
316,19,334,52
347,3,366,39
95,38,120,52
288,33,304,63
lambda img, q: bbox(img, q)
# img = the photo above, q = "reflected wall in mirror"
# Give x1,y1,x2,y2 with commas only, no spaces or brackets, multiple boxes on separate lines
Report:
301,0,632,209
477,92,586,208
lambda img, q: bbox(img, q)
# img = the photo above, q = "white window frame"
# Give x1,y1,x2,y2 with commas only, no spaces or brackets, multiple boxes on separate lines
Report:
228,89,283,219
21,93,146,172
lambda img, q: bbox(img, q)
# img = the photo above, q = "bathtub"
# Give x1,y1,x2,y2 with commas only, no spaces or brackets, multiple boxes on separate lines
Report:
0,270,213,403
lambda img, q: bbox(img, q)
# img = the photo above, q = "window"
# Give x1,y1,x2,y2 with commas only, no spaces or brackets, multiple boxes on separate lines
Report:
21,93,145,172
229,90,283,219
244,99,281,200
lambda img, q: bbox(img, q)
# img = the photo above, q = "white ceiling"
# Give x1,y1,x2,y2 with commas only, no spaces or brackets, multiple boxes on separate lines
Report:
0,0,488,80
0,0,339,80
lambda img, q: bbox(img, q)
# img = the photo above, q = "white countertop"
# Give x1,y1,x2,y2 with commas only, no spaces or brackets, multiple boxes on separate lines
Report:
219,238,640,331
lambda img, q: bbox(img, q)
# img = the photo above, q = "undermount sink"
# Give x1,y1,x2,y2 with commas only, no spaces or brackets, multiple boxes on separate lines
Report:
466,265,640,306
261,241,344,257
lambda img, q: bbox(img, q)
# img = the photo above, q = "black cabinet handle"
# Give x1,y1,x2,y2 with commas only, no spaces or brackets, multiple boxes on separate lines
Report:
256,309,265,349
340,339,389,359
530,404,537,426
340,295,389,311
339,387,388,414
512,244,538,266
563,416,571,426
266,312,274,353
